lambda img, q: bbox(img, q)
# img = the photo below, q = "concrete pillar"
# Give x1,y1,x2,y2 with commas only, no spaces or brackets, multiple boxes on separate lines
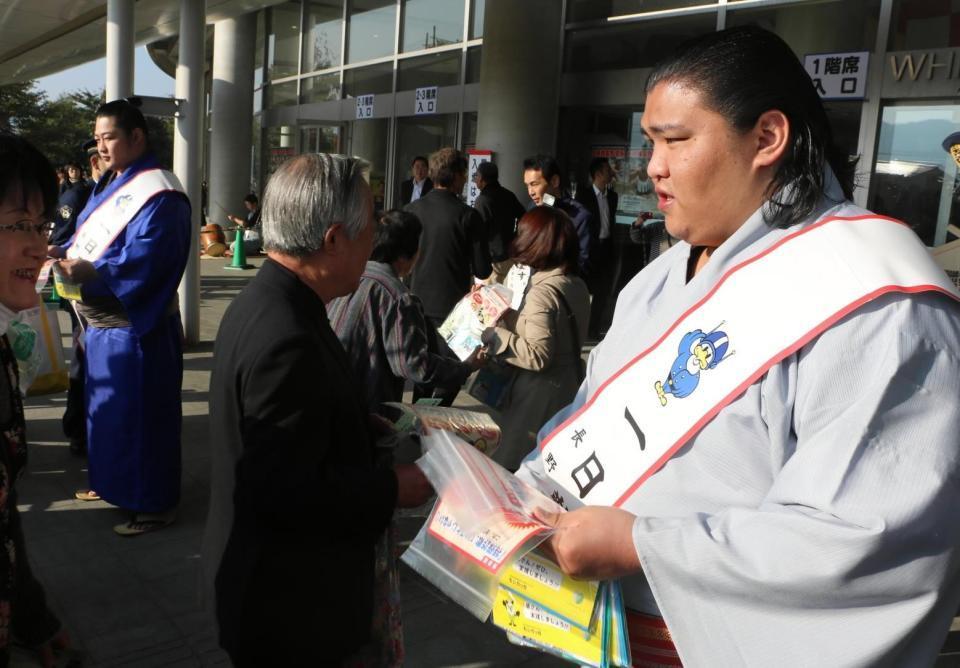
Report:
174,0,206,345
209,14,256,228
106,0,135,100
475,0,563,200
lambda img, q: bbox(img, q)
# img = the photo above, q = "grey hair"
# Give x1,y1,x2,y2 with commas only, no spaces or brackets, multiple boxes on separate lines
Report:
261,153,370,257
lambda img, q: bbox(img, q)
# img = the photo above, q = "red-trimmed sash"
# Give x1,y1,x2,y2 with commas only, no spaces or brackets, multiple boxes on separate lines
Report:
536,216,960,510
67,168,184,262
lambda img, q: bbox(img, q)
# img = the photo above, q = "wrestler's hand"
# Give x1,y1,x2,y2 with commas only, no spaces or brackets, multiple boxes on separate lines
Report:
394,463,433,508
55,259,98,284
539,506,641,580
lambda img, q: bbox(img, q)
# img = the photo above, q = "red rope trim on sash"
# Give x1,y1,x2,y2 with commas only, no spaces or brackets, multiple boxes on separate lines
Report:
538,215,960,509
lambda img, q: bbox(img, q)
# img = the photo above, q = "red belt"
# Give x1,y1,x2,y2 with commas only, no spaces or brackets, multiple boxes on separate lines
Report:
626,609,682,667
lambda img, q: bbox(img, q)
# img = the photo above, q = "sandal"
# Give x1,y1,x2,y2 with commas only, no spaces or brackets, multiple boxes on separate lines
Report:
74,489,100,502
113,512,175,537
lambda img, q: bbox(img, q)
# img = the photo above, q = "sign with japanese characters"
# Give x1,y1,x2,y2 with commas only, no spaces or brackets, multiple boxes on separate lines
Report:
355,93,374,119
466,149,493,206
415,86,438,115
804,51,869,100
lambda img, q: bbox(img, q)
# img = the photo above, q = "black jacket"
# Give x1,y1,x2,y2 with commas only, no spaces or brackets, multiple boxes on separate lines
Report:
400,177,433,205
575,184,619,246
473,182,526,263
51,180,92,246
205,259,398,666
405,188,492,322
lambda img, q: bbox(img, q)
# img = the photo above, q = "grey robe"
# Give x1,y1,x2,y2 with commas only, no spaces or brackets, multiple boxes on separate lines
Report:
519,178,960,666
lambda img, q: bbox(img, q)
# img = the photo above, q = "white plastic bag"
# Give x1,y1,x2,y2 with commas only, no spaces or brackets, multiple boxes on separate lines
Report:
400,430,562,620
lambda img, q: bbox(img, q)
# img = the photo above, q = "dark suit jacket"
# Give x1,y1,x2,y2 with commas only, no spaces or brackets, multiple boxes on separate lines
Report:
204,259,398,666
400,177,433,205
575,184,619,245
473,182,526,263
405,189,492,322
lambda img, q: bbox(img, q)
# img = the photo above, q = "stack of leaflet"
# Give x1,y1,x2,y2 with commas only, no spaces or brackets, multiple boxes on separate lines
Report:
493,551,631,668
437,284,512,360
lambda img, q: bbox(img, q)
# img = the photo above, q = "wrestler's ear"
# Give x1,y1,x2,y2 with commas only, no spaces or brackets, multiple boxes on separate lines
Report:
752,109,790,169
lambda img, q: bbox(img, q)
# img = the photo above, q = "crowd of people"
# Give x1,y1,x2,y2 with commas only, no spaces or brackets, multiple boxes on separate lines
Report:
1,23,959,668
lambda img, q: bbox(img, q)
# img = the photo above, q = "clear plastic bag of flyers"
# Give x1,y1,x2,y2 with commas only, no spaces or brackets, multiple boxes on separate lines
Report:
416,429,563,540
382,402,502,457
400,430,562,621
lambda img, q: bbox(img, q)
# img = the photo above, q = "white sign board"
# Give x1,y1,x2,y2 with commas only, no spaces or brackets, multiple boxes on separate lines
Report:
355,94,374,119
804,51,869,100
466,149,493,206
415,86,438,115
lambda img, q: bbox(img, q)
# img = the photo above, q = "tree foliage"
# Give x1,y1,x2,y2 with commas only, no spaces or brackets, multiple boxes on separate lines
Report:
0,82,174,169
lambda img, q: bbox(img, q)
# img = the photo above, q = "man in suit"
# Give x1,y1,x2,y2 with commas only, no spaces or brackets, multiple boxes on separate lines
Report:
399,155,432,205
522,154,593,277
472,161,525,283
203,153,432,666
575,157,620,339
405,147,491,405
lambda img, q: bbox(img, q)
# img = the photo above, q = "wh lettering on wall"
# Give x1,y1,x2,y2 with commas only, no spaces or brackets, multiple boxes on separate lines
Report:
415,86,438,115
356,94,374,119
804,51,869,100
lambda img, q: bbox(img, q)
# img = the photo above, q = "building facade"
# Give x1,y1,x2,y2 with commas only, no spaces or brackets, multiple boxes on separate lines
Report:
249,0,960,247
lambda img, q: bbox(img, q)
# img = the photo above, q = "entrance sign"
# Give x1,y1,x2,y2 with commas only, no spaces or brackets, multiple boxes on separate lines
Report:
355,94,374,119
415,86,438,115
466,149,493,206
804,51,869,100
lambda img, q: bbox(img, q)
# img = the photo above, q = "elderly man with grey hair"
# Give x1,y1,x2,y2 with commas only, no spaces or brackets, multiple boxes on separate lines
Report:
203,153,432,667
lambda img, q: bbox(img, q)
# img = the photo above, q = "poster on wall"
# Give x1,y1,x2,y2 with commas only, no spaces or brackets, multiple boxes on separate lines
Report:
356,94,375,119
415,86,438,115
591,144,657,222
803,51,869,100
467,149,493,206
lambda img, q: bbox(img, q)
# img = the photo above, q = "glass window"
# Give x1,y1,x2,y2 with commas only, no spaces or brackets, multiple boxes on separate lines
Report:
265,125,298,177
348,118,390,210
303,1,344,72
342,62,394,97
401,0,464,52
301,72,342,103
299,125,343,153
267,2,302,80
461,111,477,151
394,114,458,204
347,0,397,63
726,0,880,55
567,0,708,23
564,12,716,72
254,11,265,89
464,46,482,84
469,0,485,39
888,0,960,50
397,51,461,90
871,104,960,246
265,80,299,108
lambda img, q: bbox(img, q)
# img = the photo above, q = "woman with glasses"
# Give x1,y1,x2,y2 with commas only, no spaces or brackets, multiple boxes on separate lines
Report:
0,132,72,667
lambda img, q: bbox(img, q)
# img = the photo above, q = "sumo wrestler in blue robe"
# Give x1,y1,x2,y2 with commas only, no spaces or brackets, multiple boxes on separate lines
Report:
66,154,190,513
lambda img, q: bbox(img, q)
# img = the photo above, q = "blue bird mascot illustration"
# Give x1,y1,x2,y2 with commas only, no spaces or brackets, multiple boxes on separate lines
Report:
654,325,731,406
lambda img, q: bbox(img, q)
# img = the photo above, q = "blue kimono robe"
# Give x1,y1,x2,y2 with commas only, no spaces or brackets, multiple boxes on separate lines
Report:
64,154,191,513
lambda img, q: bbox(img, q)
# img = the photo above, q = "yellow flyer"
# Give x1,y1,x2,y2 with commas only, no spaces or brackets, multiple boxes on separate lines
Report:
426,499,548,574
499,551,599,631
493,587,605,666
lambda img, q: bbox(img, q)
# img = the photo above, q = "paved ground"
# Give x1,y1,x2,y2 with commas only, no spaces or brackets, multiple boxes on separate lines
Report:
10,257,960,667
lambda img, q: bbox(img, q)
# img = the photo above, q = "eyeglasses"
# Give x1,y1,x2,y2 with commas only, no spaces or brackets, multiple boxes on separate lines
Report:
0,220,56,240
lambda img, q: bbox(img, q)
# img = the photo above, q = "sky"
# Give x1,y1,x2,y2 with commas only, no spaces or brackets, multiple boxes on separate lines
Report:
34,46,175,99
